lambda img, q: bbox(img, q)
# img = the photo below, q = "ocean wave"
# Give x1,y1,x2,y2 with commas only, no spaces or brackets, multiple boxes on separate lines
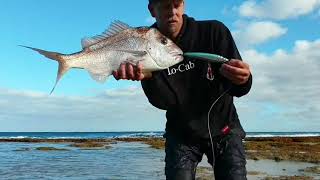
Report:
0,136,30,139
111,132,163,138
247,133,320,137
0,132,318,139
0,132,164,139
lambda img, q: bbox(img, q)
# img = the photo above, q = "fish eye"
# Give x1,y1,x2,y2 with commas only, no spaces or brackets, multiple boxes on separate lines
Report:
161,38,168,45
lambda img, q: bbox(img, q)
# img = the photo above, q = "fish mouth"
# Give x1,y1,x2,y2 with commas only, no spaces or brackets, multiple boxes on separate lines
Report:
168,50,183,62
169,45,183,62
176,55,184,61
174,53,184,61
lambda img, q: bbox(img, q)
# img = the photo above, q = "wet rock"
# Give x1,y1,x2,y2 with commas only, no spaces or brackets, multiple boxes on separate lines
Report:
244,136,320,163
115,137,165,149
274,156,282,162
253,156,260,161
69,142,106,148
264,176,314,180
196,166,214,180
79,145,112,150
143,138,165,149
130,136,320,163
2,136,319,163
302,166,320,174
13,147,31,151
36,147,69,151
248,171,266,175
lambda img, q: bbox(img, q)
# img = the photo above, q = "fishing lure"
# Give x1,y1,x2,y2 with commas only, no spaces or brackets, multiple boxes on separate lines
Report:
184,52,229,63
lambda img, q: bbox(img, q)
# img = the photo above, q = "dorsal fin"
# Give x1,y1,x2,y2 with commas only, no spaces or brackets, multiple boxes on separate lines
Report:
81,20,131,49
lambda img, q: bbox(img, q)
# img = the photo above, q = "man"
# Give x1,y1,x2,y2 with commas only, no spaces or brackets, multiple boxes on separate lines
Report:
113,0,252,179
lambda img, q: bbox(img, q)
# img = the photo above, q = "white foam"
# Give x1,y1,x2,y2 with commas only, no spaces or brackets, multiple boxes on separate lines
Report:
247,133,320,138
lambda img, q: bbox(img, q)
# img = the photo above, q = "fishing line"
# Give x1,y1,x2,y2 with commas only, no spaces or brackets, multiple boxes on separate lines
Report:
207,87,230,170
184,52,232,172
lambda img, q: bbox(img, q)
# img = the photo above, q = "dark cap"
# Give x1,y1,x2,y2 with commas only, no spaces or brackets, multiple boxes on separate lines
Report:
148,0,159,4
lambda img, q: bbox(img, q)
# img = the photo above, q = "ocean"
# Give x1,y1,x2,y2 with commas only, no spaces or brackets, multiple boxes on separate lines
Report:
0,131,319,139
0,132,319,179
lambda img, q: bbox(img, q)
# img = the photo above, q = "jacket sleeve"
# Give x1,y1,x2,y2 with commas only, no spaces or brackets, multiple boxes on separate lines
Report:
212,21,253,97
141,71,176,110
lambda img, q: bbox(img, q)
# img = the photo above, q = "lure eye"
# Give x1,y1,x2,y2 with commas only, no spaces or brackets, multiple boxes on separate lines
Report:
161,38,168,45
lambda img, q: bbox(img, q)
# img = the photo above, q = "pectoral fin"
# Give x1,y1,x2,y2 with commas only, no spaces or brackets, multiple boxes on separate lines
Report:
88,72,109,83
86,67,112,83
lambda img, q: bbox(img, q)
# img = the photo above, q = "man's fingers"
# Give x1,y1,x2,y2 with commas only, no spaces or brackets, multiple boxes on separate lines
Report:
137,61,143,74
127,63,135,80
134,61,142,81
221,69,237,81
119,63,127,79
112,70,120,80
227,59,249,69
220,61,250,85
137,72,145,80
221,69,248,85
114,62,148,81
221,64,249,77
134,61,148,80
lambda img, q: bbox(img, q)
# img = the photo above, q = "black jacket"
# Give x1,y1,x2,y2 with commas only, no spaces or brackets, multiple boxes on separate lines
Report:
141,15,252,141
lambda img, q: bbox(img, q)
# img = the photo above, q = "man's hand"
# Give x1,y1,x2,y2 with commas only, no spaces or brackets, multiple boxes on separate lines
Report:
112,62,152,81
219,59,251,85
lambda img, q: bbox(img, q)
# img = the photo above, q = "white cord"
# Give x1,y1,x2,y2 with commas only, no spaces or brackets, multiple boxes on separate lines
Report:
207,88,230,170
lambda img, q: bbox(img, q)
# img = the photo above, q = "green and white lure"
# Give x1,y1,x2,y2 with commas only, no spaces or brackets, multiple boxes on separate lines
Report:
184,52,229,63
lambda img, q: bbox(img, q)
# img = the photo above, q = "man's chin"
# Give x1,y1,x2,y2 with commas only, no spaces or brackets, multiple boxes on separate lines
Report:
168,21,178,28
167,25,177,32
160,26,179,38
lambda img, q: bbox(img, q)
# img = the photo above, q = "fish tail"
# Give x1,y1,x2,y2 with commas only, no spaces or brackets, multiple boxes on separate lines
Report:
20,45,71,94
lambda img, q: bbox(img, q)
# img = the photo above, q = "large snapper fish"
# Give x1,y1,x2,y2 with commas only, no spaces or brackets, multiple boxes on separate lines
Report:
22,21,183,93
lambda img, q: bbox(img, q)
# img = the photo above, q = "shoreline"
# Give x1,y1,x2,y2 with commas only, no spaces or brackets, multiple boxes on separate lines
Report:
1,136,319,179
0,136,319,163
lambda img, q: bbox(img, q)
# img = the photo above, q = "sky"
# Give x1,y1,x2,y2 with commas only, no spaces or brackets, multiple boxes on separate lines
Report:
0,0,319,132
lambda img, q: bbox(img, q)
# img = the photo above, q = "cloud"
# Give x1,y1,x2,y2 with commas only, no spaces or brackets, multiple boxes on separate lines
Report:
233,21,287,49
236,39,320,131
238,0,320,20
0,86,166,132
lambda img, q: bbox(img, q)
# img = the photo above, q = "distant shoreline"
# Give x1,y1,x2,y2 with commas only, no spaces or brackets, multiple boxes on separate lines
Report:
0,136,319,163
0,131,319,139
0,136,319,142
